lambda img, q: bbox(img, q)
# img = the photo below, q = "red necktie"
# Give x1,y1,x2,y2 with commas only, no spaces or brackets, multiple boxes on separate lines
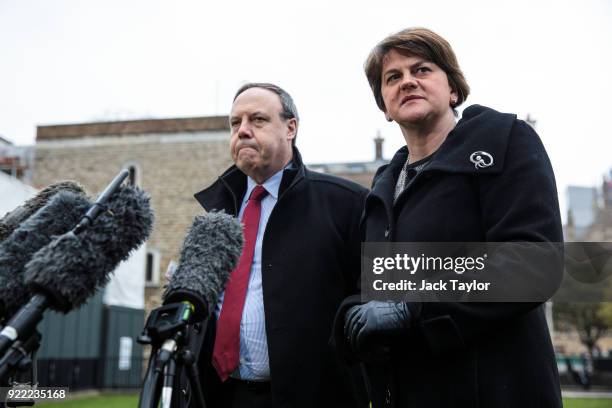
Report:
212,185,268,381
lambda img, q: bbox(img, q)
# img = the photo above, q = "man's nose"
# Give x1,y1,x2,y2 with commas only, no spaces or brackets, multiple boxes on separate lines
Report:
237,120,253,138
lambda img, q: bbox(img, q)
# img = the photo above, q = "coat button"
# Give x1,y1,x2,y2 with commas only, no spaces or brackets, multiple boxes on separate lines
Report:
384,229,389,238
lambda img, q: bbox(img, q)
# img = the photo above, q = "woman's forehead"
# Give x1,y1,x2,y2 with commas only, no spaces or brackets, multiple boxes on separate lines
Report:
382,49,428,69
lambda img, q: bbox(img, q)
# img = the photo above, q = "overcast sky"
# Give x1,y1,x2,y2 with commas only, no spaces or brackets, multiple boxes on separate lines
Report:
1,0,611,213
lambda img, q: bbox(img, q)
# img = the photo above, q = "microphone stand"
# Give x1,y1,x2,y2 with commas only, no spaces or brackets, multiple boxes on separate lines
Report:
0,170,130,391
137,303,207,408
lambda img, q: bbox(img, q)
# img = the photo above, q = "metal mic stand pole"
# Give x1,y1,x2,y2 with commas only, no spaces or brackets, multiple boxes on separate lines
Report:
138,347,162,408
138,303,206,408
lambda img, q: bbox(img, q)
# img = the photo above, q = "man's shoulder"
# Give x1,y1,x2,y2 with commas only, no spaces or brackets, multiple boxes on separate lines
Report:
305,169,369,197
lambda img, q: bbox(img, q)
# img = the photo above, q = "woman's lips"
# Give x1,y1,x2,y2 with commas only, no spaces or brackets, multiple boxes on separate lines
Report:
401,95,424,106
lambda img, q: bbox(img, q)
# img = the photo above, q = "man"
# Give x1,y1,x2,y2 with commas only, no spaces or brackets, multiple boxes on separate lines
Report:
193,83,367,407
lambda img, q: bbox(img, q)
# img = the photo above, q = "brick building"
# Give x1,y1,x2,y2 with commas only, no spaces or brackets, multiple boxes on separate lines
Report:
33,116,233,312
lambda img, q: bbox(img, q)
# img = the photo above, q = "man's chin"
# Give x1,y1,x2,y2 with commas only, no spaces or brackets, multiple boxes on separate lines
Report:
236,159,260,175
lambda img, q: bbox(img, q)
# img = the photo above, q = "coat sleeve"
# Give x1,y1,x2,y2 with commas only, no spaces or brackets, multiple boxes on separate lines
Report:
411,120,563,355
344,187,369,294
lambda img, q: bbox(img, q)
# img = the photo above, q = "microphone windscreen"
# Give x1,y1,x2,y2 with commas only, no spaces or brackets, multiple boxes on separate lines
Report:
163,212,243,321
0,181,86,242
24,186,154,313
0,191,92,318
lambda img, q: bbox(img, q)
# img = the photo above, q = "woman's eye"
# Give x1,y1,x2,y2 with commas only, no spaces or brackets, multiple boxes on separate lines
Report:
386,74,399,83
417,66,431,74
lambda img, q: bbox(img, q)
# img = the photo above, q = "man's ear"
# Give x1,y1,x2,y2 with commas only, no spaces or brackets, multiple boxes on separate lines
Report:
286,118,298,141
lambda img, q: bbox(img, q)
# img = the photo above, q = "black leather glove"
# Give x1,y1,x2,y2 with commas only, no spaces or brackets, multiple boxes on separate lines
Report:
344,301,411,353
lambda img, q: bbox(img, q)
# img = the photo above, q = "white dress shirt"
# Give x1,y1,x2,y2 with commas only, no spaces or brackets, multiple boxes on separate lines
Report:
214,167,284,380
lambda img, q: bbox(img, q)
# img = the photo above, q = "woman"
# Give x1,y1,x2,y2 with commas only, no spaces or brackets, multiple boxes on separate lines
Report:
334,28,563,407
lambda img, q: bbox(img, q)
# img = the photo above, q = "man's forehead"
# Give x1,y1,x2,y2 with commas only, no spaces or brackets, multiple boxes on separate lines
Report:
231,87,282,116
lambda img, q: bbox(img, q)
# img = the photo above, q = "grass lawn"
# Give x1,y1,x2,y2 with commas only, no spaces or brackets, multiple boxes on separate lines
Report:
37,393,138,408
35,394,612,407
563,398,612,408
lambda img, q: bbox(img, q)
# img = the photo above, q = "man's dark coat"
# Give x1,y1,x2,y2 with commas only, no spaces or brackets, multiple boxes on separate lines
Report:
334,105,563,407
194,147,368,407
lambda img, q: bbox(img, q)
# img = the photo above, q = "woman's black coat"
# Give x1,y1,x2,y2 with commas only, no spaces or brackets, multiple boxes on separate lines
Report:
335,105,563,407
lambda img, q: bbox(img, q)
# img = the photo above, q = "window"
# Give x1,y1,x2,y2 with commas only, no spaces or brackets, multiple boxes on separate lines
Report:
145,249,160,287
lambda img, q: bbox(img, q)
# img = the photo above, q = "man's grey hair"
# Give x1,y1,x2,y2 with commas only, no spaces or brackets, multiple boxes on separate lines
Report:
233,82,299,145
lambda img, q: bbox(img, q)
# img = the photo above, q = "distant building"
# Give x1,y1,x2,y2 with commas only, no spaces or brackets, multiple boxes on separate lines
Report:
602,170,612,209
0,135,12,146
0,170,37,216
565,186,599,240
309,131,388,188
0,136,34,182
556,171,612,356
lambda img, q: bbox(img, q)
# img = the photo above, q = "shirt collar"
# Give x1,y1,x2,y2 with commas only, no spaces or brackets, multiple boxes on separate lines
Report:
245,163,290,201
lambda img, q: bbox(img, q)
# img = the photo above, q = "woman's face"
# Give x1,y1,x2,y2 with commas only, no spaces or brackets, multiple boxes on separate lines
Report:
380,49,456,128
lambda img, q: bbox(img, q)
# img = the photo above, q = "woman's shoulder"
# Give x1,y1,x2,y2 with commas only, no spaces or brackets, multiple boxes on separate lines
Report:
459,104,537,137
426,105,546,174
458,104,516,130
457,104,544,152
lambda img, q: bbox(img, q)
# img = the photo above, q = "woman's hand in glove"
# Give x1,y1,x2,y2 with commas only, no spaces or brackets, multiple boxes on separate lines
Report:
343,301,412,353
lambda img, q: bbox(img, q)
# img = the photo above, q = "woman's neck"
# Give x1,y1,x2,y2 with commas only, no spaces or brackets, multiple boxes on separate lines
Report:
400,111,456,164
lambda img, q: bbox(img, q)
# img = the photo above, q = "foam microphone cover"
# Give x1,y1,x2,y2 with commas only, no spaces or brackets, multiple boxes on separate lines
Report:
24,186,154,313
163,212,243,321
0,190,92,318
0,181,86,242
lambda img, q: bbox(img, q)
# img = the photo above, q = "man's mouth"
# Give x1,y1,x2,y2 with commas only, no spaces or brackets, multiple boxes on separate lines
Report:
238,145,258,152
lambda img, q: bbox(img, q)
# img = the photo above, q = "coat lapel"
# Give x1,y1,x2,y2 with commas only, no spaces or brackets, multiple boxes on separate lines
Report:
425,104,515,175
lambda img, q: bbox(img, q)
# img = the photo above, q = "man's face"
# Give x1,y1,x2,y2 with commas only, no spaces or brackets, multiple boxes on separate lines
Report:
229,88,296,183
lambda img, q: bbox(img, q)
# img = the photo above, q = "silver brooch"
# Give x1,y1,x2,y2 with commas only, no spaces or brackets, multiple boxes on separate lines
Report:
469,151,494,169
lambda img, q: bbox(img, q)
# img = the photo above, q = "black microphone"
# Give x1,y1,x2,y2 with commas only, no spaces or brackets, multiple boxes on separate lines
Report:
0,181,86,243
137,213,241,408
0,185,154,358
0,190,92,319
163,212,243,321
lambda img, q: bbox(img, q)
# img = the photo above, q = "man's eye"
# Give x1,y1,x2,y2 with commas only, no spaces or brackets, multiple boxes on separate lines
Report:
230,121,240,128
254,117,266,123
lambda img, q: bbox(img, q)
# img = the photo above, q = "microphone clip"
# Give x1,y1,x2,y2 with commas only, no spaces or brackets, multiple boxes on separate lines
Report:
138,302,194,347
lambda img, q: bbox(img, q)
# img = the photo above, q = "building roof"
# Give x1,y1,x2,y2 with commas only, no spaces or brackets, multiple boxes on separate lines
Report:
0,135,13,146
307,160,387,175
37,116,229,141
